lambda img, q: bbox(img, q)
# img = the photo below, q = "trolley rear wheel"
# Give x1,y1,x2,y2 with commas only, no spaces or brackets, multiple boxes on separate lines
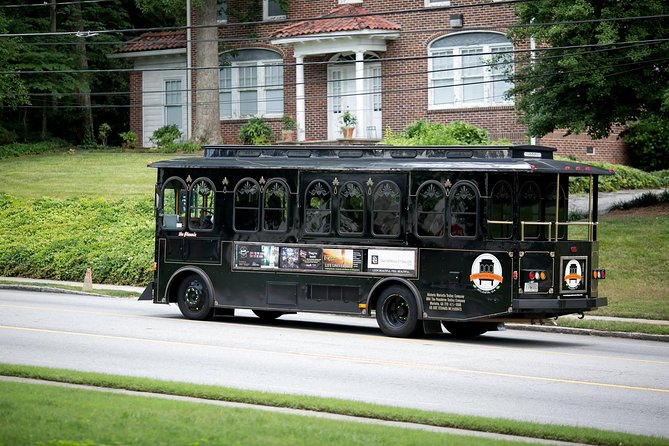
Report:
376,285,419,337
177,274,213,320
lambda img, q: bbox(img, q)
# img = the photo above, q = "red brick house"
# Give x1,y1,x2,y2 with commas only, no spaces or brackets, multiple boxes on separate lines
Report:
115,0,627,164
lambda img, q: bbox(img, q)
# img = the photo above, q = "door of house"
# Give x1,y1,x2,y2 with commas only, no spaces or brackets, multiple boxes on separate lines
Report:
327,55,382,140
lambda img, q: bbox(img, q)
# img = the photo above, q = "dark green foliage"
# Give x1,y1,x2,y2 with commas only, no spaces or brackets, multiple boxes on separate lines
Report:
0,140,69,159
0,194,153,285
149,124,182,151
384,120,506,146
509,0,669,140
609,190,669,211
568,161,669,193
239,116,273,145
623,115,669,171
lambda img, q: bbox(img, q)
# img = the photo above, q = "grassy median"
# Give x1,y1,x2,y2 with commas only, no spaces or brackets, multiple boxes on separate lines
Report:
1,364,667,446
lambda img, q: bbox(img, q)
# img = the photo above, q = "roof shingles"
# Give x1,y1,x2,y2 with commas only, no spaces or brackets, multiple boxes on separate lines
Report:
273,4,401,39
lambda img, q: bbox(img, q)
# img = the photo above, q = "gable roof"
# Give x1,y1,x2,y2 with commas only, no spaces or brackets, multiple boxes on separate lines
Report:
121,31,186,53
273,4,401,39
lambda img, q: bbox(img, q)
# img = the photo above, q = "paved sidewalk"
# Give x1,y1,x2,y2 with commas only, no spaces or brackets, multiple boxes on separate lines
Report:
569,188,667,215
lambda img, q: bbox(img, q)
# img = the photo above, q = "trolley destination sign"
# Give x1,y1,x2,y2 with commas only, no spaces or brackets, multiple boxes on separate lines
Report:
145,144,611,338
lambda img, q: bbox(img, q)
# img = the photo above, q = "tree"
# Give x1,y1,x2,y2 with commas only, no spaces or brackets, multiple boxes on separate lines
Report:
509,0,669,140
0,11,28,110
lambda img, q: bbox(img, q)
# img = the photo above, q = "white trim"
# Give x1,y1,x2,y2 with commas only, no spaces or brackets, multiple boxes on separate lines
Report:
425,0,450,7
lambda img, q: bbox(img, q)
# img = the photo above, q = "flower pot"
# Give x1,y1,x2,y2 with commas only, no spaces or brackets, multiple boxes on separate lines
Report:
341,126,355,139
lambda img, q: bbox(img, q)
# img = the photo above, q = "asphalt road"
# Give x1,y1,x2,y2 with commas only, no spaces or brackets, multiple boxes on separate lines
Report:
1,289,667,439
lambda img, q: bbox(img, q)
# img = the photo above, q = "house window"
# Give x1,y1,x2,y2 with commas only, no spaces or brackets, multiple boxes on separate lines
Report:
429,32,514,108
220,49,284,119
425,0,450,6
264,0,285,20
164,80,182,129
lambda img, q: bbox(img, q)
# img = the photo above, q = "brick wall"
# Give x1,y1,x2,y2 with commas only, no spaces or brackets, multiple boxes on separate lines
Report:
177,0,629,162
129,71,143,147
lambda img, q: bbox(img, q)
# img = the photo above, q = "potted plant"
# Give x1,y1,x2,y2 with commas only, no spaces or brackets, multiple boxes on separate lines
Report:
340,110,357,139
281,115,296,142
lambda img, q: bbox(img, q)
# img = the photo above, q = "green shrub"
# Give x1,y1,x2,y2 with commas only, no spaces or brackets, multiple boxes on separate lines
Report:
0,193,153,286
383,120,507,146
98,123,111,147
149,124,182,150
0,126,18,145
119,131,138,150
568,161,669,193
239,116,273,145
623,115,669,171
0,139,68,159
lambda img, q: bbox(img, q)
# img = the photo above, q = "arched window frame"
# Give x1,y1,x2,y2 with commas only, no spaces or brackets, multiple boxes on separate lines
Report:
488,180,513,240
233,177,261,232
304,180,332,235
372,180,402,238
337,181,365,236
416,180,446,238
428,31,514,109
262,178,290,232
448,180,479,239
160,176,188,230
189,177,216,232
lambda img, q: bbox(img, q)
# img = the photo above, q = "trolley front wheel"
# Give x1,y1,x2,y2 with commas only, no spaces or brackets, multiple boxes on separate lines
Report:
177,274,213,320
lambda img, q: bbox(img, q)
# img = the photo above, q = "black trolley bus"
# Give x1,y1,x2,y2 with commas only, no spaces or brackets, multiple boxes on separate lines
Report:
145,144,609,337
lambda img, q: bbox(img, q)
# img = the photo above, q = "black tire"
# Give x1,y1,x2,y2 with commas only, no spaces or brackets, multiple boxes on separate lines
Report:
252,310,285,321
442,322,490,338
375,285,419,337
177,274,213,320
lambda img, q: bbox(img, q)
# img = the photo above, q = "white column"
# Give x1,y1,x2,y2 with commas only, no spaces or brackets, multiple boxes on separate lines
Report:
355,51,365,139
295,56,306,142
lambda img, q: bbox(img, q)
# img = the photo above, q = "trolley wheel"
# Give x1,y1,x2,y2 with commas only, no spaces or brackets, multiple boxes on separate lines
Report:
442,322,490,338
177,274,213,320
252,310,285,321
376,285,419,338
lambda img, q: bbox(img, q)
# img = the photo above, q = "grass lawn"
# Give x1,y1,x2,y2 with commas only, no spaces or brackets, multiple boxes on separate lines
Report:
0,151,189,199
3,381,507,446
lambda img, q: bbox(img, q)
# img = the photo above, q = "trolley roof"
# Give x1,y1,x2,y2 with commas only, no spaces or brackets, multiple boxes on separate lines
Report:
149,144,613,176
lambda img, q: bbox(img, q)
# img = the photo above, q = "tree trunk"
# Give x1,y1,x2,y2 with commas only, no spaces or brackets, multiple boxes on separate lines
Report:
193,0,222,145
72,1,94,145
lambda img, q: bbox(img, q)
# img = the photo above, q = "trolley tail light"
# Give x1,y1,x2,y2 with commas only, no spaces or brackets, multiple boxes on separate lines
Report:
592,269,606,279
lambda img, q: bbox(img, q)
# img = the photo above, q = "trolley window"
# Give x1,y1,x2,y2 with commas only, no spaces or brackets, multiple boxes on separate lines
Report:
338,181,365,235
263,179,289,232
304,180,332,234
416,181,446,238
520,181,541,239
234,178,260,232
488,180,513,239
160,177,187,230
189,178,215,231
372,180,401,237
449,181,479,238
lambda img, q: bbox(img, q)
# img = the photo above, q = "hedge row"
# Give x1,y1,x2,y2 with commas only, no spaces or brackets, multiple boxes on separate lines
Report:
569,163,669,193
0,140,70,159
0,194,153,286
